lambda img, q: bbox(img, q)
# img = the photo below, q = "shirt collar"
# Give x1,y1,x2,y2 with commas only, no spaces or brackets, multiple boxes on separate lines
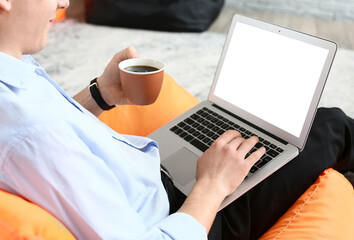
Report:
0,52,38,89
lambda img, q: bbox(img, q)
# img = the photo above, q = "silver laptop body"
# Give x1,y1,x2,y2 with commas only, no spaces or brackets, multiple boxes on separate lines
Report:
148,14,337,210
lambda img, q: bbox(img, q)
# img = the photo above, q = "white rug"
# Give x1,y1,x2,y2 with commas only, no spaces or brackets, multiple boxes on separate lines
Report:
34,20,354,118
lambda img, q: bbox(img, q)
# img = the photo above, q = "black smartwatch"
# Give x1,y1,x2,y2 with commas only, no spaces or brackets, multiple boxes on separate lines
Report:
89,78,116,110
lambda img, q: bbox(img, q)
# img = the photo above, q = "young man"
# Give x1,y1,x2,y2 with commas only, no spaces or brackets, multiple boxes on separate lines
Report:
0,0,353,239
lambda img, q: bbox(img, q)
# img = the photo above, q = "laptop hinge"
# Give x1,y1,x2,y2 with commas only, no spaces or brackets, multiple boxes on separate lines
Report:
212,104,288,145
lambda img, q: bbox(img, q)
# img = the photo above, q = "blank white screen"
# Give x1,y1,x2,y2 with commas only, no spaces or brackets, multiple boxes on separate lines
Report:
214,22,329,137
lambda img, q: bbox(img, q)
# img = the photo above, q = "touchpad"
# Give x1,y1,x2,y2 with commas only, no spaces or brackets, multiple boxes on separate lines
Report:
163,148,199,186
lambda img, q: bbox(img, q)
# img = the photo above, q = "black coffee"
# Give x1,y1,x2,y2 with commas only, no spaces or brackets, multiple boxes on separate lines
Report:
125,65,159,73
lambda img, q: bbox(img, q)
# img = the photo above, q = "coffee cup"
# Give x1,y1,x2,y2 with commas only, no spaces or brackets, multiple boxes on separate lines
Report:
119,58,165,105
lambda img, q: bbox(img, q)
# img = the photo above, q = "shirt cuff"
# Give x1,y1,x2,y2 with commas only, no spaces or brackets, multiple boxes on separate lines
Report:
156,212,207,240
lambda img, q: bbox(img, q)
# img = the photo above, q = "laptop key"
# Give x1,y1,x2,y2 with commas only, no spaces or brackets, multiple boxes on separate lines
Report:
250,166,259,173
184,135,194,142
191,113,199,119
179,131,188,138
177,122,186,128
217,129,225,135
185,118,195,125
202,129,210,136
216,120,224,125
262,155,272,163
221,123,229,129
211,134,219,140
188,128,196,134
170,126,178,132
239,127,246,132
197,118,204,123
207,131,214,137
206,140,214,146
192,131,201,137
183,125,191,131
197,125,205,131
276,147,284,153
211,118,218,123
201,120,209,126
192,122,200,128
212,126,220,132
269,144,277,149
255,142,263,149
267,149,279,158
197,109,204,115
199,134,207,140
190,139,209,152
257,160,268,168
175,128,183,135
263,140,270,145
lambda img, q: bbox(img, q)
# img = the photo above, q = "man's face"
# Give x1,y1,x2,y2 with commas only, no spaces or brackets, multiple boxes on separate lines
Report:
10,0,69,55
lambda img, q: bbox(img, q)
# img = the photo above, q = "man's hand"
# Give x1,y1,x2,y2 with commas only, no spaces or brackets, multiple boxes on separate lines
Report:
178,130,265,233
97,47,139,106
196,130,266,197
74,47,139,116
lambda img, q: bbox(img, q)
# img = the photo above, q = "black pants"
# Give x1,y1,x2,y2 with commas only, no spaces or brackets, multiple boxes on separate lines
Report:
161,107,354,240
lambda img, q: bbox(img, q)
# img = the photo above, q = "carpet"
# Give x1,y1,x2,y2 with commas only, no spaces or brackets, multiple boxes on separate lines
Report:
34,20,354,118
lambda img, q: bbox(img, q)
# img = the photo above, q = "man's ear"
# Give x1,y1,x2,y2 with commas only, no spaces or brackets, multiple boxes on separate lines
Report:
0,0,11,11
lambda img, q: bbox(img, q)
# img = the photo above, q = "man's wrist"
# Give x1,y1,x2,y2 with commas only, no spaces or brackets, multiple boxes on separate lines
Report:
194,178,229,202
89,78,116,110
177,179,226,233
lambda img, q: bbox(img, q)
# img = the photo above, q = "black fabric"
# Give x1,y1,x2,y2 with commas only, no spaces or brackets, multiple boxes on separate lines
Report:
161,107,354,239
84,0,224,32
160,166,186,214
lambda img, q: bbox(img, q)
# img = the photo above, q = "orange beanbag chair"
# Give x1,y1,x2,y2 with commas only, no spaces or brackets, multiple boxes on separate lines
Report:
259,168,354,240
0,73,353,240
0,190,75,240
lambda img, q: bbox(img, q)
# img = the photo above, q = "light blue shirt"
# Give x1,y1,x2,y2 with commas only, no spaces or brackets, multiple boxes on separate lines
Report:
0,52,206,240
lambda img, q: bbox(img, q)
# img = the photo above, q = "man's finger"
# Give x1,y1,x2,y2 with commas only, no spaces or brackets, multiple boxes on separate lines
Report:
213,130,242,146
246,147,266,166
237,136,259,156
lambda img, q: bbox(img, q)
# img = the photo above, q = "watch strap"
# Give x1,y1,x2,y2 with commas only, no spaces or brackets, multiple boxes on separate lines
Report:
89,78,116,110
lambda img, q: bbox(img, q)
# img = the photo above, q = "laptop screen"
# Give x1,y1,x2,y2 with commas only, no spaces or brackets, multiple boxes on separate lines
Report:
213,22,330,138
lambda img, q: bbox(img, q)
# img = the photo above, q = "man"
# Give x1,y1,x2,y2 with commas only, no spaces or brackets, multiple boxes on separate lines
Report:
0,0,353,239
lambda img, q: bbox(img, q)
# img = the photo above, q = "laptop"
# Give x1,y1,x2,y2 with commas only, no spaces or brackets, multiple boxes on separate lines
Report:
148,14,337,210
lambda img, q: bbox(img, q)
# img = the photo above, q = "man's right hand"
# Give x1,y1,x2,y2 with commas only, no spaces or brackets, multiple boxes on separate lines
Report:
177,130,265,234
196,130,265,197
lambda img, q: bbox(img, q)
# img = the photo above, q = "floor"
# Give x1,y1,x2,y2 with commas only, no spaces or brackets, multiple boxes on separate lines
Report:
209,8,354,50
66,1,354,50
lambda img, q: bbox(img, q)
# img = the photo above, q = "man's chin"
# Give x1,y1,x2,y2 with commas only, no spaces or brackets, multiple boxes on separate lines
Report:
25,42,48,56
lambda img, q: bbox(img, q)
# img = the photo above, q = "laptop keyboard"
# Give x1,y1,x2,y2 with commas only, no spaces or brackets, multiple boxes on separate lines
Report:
170,107,284,174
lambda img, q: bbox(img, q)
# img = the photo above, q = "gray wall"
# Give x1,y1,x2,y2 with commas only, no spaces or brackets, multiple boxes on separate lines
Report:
226,0,354,20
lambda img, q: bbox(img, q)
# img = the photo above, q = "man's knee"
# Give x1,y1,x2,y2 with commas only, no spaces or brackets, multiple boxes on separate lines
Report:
316,107,347,120
314,107,351,130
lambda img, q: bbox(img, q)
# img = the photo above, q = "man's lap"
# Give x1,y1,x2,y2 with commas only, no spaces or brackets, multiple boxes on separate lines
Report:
220,107,354,239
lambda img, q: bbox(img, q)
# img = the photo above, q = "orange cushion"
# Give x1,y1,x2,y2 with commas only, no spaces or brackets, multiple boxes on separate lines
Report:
98,73,200,136
0,190,75,240
259,168,354,240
